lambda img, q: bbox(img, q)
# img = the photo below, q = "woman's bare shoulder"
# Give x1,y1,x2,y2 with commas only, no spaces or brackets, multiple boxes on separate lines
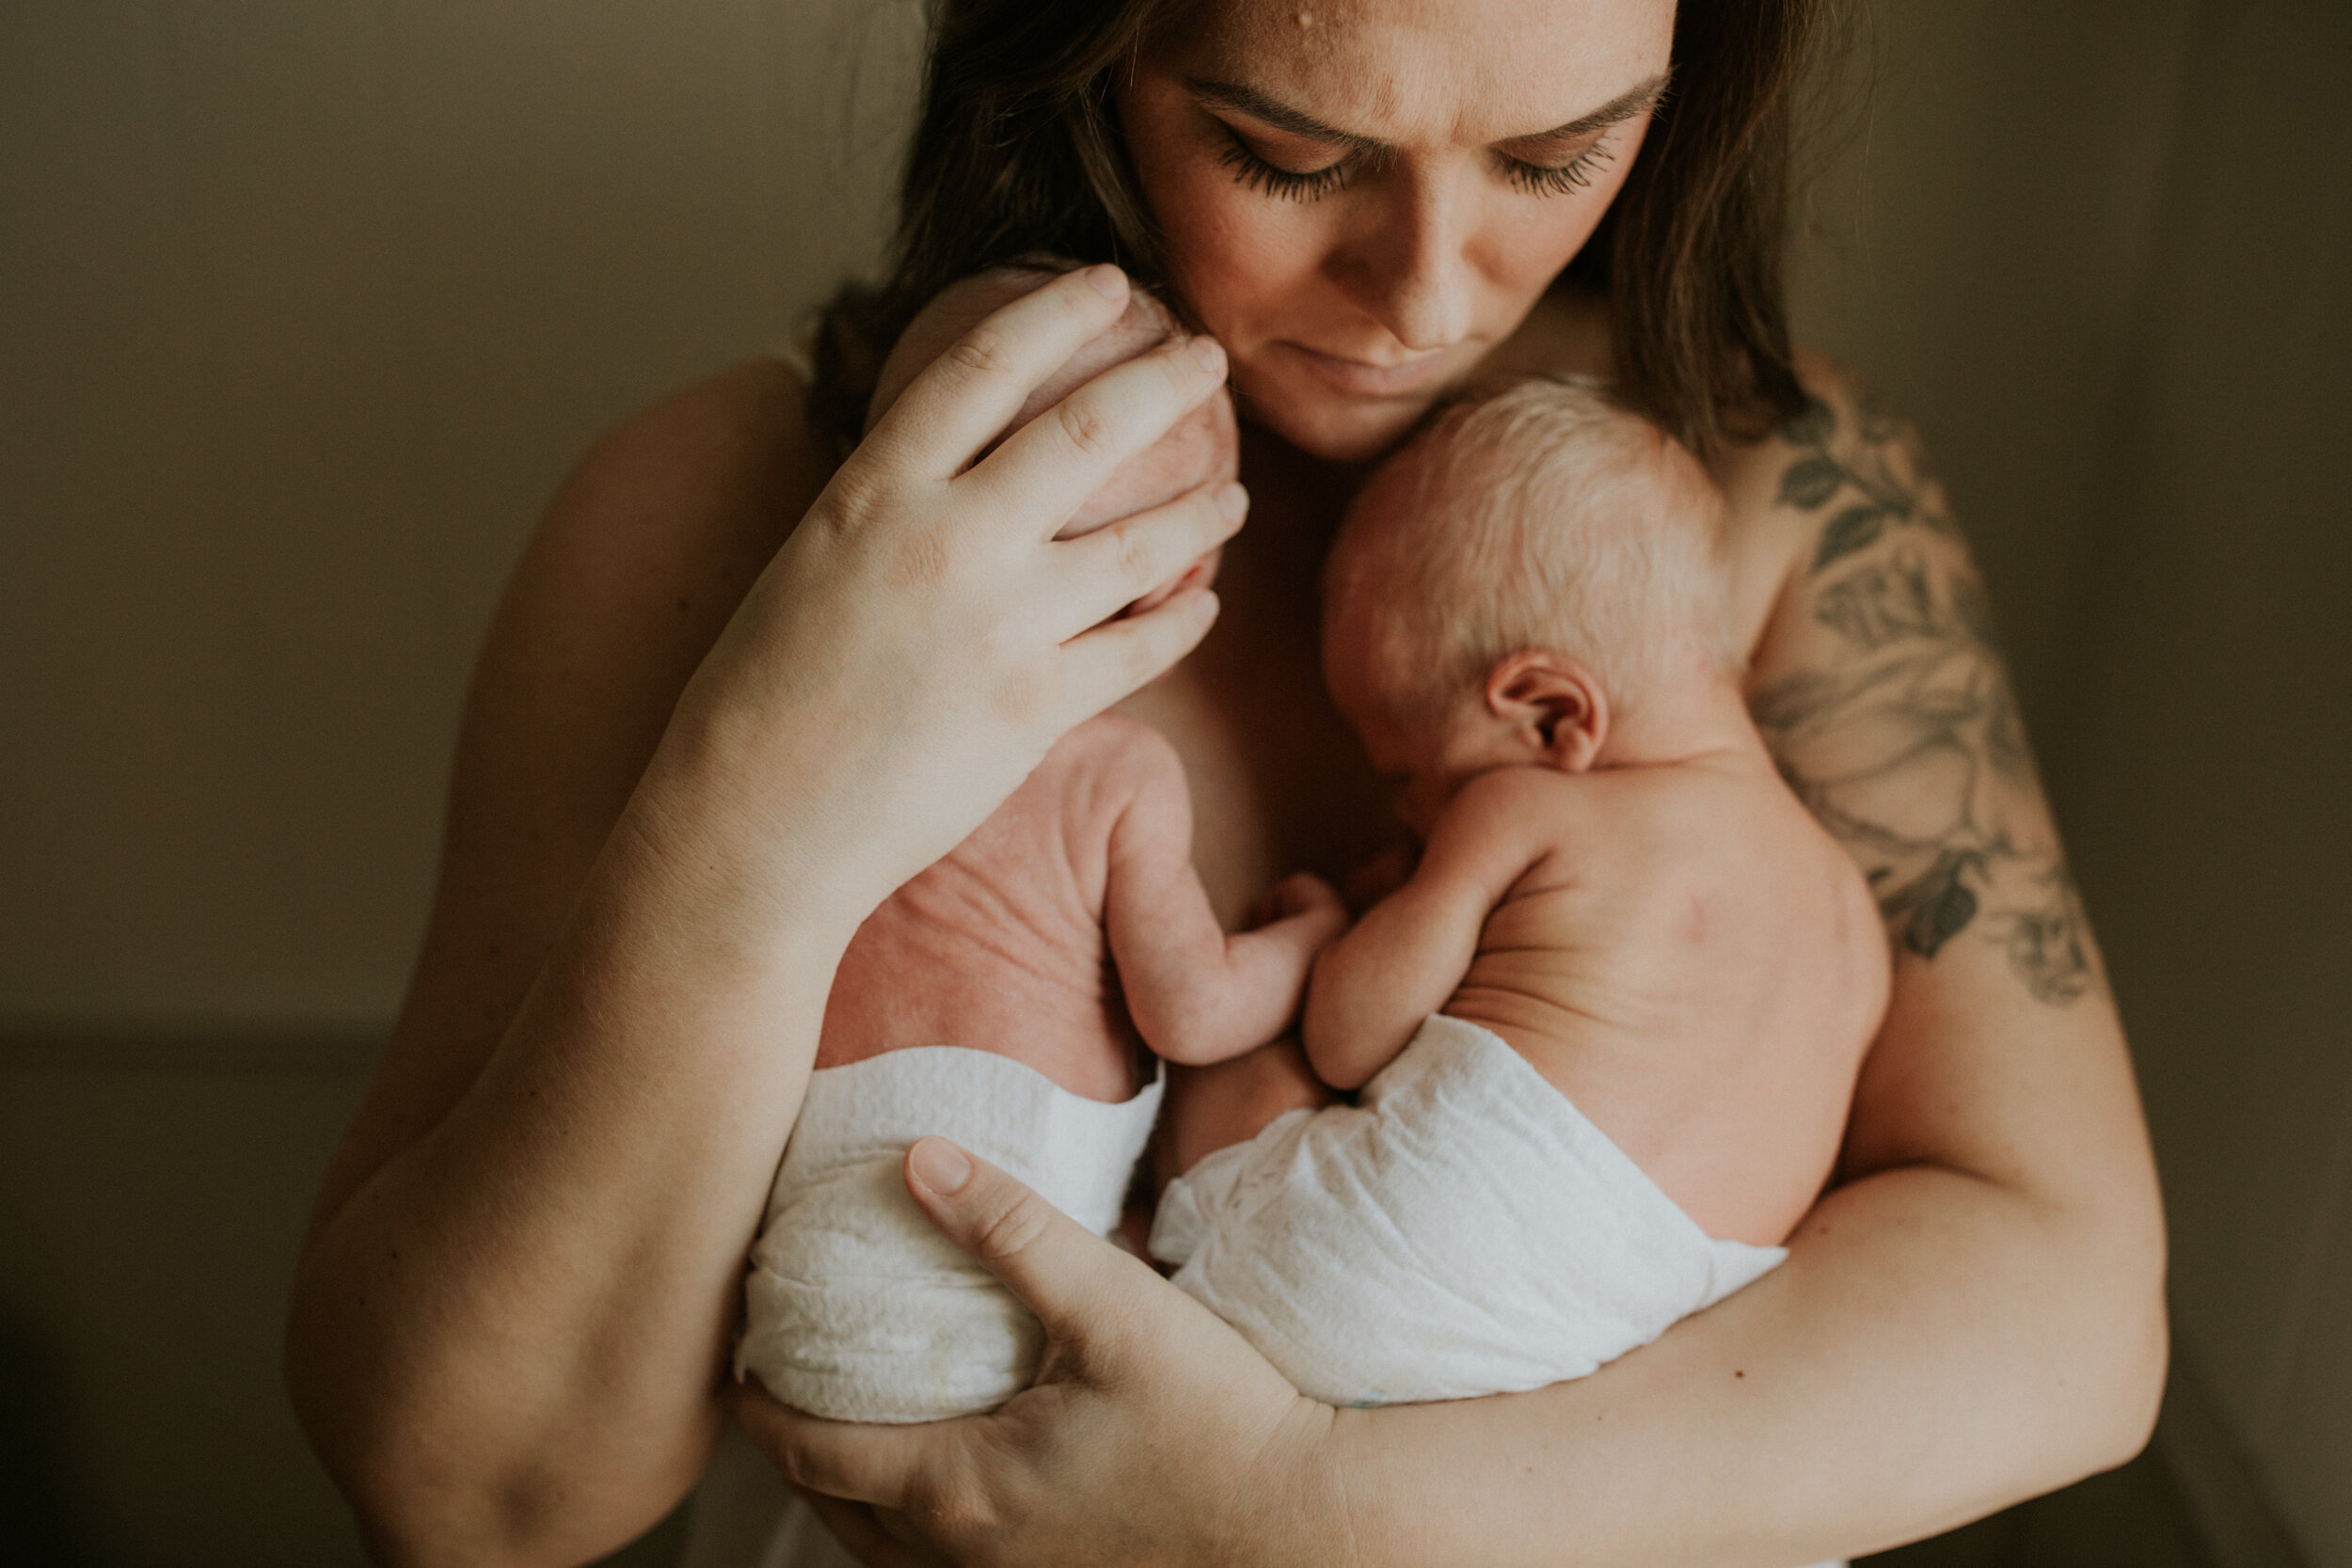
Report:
495,356,838,748
1708,348,1913,654
308,357,839,1228
468,355,839,847
548,356,837,570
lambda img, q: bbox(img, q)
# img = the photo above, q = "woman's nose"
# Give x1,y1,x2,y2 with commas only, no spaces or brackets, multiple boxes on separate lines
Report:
1331,162,1477,353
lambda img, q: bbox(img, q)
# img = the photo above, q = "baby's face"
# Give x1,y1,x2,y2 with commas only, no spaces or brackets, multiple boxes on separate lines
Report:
869,268,1238,602
1325,605,1522,843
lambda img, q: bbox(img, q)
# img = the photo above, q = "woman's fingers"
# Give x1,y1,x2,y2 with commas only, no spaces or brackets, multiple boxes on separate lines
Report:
728,1382,927,1511
1057,587,1222,731
870,265,1134,479
971,332,1231,532
735,1138,1335,1567
796,1491,953,1568
901,1137,1156,1354
1040,479,1248,641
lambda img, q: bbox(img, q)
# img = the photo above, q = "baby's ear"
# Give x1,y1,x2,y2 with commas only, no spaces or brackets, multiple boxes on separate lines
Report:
1485,651,1609,772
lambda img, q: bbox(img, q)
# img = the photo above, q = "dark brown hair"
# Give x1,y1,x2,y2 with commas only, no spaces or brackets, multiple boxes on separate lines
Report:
809,0,1820,458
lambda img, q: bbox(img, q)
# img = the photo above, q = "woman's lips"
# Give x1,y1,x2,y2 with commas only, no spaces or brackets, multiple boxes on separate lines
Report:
1275,341,1457,398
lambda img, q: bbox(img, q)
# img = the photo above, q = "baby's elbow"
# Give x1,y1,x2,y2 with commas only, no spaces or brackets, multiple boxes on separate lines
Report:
1299,1023,1370,1092
1144,998,1253,1068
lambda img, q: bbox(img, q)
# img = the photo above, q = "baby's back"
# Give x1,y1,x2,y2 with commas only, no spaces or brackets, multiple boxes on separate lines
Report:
816,714,1158,1102
1449,758,1888,1245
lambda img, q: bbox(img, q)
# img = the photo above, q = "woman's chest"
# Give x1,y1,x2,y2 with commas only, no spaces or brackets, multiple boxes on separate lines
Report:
1112,472,1394,927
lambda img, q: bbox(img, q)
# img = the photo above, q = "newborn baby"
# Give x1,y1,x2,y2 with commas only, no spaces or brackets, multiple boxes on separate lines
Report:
736,267,1344,1421
1150,375,1891,1405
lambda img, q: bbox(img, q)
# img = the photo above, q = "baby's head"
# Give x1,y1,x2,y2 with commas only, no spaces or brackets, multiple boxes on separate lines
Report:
869,265,1238,593
1323,375,1743,835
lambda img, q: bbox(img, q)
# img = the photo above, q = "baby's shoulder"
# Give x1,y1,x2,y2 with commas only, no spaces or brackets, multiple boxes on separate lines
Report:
1445,765,1597,837
1049,711,1183,779
1027,713,1187,830
1614,756,1811,845
1435,768,1616,880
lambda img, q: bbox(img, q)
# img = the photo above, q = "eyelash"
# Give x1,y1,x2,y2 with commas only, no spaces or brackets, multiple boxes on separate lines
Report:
1215,135,1351,201
1502,143,1615,197
1214,132,1615,203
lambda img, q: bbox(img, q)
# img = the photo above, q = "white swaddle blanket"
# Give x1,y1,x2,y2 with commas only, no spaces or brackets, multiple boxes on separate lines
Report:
693,1024,1844,1568
1149,1012,1788,1407
736,1045,1162,1423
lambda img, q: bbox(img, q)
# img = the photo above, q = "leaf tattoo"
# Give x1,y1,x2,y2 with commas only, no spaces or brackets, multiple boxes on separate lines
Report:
1774,395,1959,564
1754,391,2096,1006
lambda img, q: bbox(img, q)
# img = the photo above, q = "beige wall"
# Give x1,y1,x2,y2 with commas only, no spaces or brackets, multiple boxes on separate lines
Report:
2056,1,2352,1558
2,1,2345,1563
1,0,924,1025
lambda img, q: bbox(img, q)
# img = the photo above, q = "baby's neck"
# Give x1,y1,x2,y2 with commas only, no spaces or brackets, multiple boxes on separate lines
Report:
1593,674,1770,772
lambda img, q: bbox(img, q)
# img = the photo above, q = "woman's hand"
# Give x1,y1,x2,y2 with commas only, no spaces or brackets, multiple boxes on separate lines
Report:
287,268,1248,1565
646,264,1248,923
733,1138,1344,1568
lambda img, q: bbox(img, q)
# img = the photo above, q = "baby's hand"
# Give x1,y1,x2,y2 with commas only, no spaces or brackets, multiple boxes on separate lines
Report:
1251,870,1349,943
1343,841,1420,912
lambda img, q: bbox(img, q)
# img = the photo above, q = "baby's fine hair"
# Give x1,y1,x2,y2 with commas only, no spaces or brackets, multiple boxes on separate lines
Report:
1326,374,1743,724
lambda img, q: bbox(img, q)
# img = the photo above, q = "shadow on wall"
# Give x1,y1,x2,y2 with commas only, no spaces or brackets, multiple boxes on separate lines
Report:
0,1041,694,1568
0,1309,99,1567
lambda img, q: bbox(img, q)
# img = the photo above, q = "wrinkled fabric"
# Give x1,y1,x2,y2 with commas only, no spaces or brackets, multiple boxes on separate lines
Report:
1150,1013,1786,1407
736,1046,1160,1423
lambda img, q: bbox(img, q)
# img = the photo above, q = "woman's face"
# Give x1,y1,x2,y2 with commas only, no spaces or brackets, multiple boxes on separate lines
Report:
1120,0,1673,462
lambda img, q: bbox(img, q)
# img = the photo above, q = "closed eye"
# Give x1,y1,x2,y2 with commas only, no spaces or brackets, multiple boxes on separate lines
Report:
1216,126,1621,204
1499,140,1618,197
1215,132,1353,202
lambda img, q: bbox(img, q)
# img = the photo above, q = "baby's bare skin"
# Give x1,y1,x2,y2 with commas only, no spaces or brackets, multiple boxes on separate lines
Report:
1304,736,1887,1246
818,272,1332,1101
1174,410,1890,1247
817,714,1342,1099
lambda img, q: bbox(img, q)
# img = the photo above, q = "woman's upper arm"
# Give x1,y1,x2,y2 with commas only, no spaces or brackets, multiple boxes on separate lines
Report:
1728,356,2166,1386
305,359,834,1240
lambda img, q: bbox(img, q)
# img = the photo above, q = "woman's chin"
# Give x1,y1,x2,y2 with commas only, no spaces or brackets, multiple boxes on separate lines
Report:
1237,386,1435,465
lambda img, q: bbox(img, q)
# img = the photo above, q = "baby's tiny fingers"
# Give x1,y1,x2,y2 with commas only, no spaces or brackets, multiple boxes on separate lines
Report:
1269,872,1347,922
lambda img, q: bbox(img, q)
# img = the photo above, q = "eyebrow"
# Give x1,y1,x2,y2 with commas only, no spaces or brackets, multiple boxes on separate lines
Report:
1184,71,1670,152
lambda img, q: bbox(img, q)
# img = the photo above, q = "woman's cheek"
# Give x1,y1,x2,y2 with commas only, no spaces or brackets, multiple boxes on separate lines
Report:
1154,172,1331,348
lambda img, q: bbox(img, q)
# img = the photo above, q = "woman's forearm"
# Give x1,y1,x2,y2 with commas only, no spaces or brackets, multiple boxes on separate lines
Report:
287,740,866,1566
1327,941,2167,1568
737,925,2162,1568
1332,1172,2163,1566
286,270,1244,1565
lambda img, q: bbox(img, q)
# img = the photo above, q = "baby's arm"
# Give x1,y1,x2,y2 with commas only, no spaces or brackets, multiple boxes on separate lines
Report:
1302,770,1550,1089
1104,736,1348,1066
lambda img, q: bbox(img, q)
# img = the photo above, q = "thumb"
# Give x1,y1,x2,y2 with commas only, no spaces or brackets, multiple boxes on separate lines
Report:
902,1136,1145,1350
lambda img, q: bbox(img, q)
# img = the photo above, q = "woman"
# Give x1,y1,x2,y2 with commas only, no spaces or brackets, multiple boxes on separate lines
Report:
285,0,2168,1562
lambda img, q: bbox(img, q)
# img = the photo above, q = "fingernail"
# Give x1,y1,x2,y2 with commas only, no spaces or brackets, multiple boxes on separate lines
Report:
1083,263,1127,301
1216,482,1248,521
908,1136,973,1196
1188,336,1227,375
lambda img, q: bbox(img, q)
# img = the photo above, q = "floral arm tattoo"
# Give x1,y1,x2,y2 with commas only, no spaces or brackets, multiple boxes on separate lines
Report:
1749,392,2097,1006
